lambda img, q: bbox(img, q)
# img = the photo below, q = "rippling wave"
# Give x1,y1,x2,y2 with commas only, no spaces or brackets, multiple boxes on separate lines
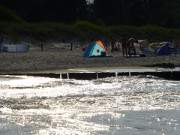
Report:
0,75,180,135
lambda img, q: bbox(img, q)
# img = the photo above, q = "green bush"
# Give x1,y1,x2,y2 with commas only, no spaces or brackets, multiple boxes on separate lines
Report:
74,21,109,40
108,25,142,39
0,20,180,43
109,25,180,41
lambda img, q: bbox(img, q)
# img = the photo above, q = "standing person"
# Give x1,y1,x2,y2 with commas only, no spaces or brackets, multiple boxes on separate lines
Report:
0,36,4,52
121,37,128,57
111,40,116,52
127,38,138,56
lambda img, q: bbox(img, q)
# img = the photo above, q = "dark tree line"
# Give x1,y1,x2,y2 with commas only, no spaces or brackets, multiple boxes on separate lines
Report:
94,0,180,27
0,0,180,27
0,0,88,22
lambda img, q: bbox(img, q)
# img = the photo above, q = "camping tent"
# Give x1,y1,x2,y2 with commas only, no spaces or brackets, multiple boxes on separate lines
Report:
156,42,174,55
0,43,29,53
83,40,108,57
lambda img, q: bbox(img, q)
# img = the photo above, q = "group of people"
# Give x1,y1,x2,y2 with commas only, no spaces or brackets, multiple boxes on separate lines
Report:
111,37,139,57
121,37,138,57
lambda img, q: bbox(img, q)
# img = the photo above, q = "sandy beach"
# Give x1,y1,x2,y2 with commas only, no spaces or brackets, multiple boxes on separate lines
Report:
0,44,180,74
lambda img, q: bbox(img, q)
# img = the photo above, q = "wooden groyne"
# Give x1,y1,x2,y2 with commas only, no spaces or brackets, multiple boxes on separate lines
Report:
4,67,180,80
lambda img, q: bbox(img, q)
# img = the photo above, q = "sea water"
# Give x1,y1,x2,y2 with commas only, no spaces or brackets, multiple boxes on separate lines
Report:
0,75,180,135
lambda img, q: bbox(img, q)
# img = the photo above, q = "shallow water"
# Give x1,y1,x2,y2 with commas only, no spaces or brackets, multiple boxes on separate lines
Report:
0,75,180,135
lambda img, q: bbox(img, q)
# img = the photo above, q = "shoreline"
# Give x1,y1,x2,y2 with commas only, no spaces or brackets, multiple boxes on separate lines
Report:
1,66,180,80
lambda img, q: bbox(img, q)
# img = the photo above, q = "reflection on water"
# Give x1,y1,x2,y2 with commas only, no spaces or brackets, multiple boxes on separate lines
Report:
0,75,180,135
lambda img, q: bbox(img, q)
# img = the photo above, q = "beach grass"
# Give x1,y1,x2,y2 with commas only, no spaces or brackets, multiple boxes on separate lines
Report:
1,21,180,42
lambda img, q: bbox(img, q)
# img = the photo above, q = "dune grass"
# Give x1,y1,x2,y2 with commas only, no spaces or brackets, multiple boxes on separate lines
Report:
0,20,180,42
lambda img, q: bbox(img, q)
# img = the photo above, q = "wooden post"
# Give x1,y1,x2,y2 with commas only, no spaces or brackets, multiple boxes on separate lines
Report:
70,42,73,51
115,72,118,78
67,73,69,79
96,73,99,79
60,73,62,80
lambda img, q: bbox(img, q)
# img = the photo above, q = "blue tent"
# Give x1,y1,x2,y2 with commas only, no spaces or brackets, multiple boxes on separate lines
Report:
83,41,107,57
156,42,173,55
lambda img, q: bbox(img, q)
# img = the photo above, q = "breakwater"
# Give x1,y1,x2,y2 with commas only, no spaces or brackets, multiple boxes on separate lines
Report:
3,67,180,80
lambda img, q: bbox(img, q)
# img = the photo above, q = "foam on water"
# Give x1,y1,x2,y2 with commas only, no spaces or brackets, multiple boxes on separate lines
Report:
0,75,180,135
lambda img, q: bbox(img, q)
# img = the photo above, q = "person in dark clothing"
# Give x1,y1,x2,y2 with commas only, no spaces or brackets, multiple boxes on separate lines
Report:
121,37,128,57
0,36,4,52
